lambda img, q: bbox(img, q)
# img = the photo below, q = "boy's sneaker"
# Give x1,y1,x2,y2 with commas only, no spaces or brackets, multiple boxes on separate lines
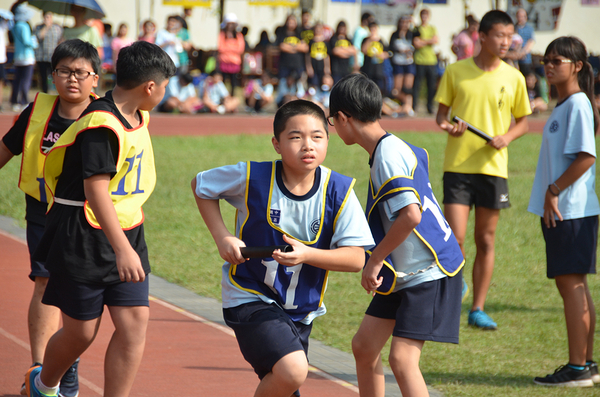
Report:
588,361,600,384
461,278,469,303
24,365,58,397
468,307,497,330
534,364,594,387
58,359,79,397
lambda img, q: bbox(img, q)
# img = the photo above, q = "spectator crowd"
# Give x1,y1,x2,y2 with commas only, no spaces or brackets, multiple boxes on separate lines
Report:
1,2,600,116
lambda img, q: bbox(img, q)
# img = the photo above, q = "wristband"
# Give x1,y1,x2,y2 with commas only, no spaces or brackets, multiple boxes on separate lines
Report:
548,183,560,196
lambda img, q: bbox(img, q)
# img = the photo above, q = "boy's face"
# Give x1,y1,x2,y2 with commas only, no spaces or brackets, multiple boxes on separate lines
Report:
272,114,329,176
480,23,514,59
53,57,98,104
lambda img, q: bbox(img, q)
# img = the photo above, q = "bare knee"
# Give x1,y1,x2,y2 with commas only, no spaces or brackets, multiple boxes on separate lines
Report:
352,332,379,363
272,351,308,390
474,231,495,254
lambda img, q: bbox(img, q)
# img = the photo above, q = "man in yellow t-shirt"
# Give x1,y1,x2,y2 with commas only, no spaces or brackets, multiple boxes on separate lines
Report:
434,10,531,330
412,8,438,114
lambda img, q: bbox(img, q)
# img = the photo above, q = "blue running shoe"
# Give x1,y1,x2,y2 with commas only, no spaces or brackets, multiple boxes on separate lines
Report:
58,359,79,397
461,278,469,303
25,365,57,397
468,307,497,330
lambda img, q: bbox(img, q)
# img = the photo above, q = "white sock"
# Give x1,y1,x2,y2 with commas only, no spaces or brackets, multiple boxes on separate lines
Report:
34,373,59,396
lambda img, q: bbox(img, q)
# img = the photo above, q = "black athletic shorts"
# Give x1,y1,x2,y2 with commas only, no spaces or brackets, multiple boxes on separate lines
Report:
541,216,598,278
26,220,49,281
223,301,312,380
365,271,462,344
443,172,510,209
42,272,149,321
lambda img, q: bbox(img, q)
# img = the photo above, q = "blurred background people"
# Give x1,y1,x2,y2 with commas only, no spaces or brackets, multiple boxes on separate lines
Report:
217,13,244,95
34,11,61,93
389,15,415,116
10,2,36,112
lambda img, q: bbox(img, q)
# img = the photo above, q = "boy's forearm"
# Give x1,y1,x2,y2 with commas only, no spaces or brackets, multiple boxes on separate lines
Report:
369,204,421,264
303,245,365,272
191,177,232,242
503,116,529,144
0,141,14,169
84,174,131,253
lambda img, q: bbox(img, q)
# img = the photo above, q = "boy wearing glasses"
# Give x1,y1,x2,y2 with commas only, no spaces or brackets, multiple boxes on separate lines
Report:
0,39,99,397
434,10,531,330
329,73,464,397
23,41,176,397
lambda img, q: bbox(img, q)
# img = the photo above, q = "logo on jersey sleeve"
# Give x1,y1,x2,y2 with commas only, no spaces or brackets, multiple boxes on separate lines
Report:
270,209,281,225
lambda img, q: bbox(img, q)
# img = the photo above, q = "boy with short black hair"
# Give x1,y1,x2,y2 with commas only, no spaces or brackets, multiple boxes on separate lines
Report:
192,99,374,397
329,73,464,397
25,40,176,397
0,38,100,397
434,9,531,330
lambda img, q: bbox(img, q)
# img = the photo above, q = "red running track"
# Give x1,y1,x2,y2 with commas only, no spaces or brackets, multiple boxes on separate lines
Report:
0,230,359,396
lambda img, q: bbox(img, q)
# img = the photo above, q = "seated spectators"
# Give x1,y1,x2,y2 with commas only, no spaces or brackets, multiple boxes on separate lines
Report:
244,71,274,113
203,70,240,113
525,71,548,113
158,73,203,114
306,73,333,114
276,70,306,108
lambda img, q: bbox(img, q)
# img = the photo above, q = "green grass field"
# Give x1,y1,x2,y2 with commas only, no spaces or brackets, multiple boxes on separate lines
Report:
1,130,599,396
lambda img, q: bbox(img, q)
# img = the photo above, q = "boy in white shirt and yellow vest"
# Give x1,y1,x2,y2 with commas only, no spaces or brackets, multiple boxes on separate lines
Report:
0,39,99,397
24,41,176,397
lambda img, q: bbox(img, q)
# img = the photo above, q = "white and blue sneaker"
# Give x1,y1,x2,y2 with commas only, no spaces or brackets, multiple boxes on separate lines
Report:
25,365,57,397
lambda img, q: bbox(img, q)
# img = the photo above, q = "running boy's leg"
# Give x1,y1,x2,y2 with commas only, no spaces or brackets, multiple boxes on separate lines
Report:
39,315,101,387
104,305,149,396
255,351,308,397
352,315,395,397
472,207,500,311
28,277,61,364
555,274,592,366
389,337,427,397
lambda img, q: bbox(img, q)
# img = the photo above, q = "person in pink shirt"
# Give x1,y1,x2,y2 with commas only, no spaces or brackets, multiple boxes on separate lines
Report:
138,20,156,44
451,15,479,60
111,23,133,70
217,13,245,95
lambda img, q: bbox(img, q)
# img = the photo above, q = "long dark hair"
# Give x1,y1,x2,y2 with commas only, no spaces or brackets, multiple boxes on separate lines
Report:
545,36,599,134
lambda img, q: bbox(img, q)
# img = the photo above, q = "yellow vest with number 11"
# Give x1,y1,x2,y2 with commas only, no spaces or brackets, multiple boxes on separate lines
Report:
44,110,156,230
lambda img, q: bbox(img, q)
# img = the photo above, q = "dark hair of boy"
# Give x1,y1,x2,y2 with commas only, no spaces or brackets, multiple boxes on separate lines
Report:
180,73,194,85
273,99,328,140
51,39,101,74
329,73,382,123
368,21,378,29
479,10,513,35
115,41,177,90
361,12,373,23
545,36,600,133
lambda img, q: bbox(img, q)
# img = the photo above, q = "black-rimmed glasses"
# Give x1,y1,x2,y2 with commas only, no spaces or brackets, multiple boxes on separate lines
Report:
53,69,97,80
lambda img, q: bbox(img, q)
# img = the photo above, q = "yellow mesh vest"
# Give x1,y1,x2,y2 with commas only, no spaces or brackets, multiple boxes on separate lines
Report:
18,93,59,202
44,109,155,230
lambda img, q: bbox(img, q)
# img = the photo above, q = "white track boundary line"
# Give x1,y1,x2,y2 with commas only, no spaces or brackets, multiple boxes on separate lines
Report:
0,327,103,395
149,296,359,393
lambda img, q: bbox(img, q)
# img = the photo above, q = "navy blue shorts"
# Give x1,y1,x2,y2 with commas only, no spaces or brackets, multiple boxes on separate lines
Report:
42,272,149,321
223,301,312,380
443,172,510,209
365,271,462,344
392,63,416,76
0,63,6,81
27,220,49,281
541,216,598,278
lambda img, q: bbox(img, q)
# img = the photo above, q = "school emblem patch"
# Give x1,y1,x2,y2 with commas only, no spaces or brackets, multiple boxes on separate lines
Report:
270,209,281,225
549,120,559,133
310,219,320,235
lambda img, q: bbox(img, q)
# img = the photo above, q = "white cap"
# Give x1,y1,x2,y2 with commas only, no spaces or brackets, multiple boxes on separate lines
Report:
223,13,238,24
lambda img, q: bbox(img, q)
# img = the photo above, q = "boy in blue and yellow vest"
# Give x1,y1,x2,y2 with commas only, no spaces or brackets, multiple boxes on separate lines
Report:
24,41,176,397
191,100,374,397
329,73,464,397
0,39,99,397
